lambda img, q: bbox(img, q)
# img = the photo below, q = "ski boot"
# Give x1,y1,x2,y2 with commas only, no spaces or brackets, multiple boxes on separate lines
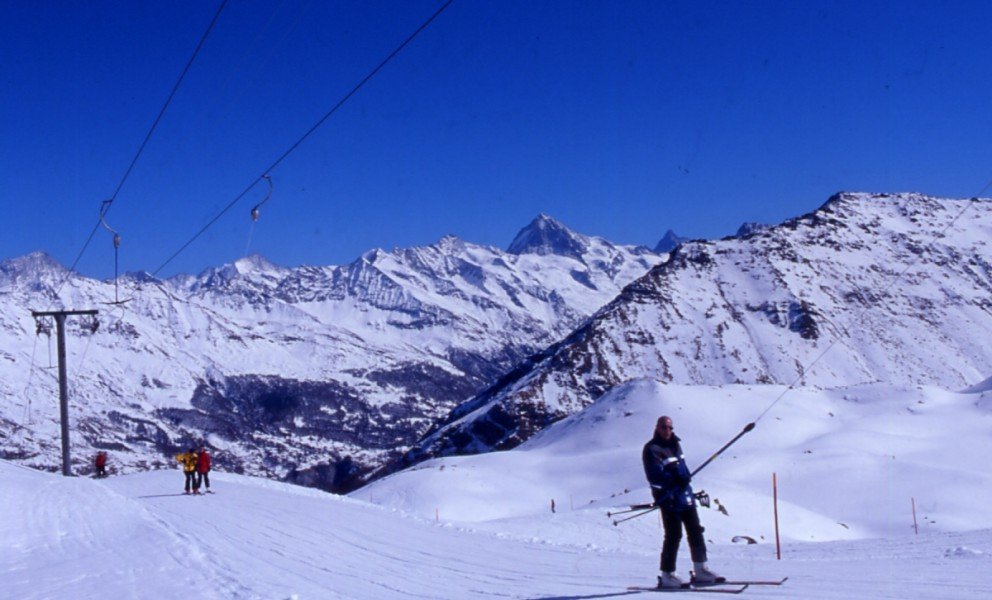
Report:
658,571,688,589
691,562,726,585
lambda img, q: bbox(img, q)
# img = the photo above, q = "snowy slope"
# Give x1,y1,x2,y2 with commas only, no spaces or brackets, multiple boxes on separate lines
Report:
4,375,992,600
401,193,992,465
0,215,662,489
363,380,992,540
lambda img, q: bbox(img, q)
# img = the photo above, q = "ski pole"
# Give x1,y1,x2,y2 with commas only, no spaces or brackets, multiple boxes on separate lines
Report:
690,422,756,477
612,506,657,526
606,503,654,517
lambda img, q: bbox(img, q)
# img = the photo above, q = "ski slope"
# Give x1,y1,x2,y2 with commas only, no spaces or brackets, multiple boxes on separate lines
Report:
3,381,992,599
365,380,992,539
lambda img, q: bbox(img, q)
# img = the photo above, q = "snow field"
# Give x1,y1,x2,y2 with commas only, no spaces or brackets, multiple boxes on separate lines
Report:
4,378,992,598
363,380,992,541
3,460,992,599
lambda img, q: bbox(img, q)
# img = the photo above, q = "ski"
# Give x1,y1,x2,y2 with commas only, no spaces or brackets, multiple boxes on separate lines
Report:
628,584,749,594
694,577,787,587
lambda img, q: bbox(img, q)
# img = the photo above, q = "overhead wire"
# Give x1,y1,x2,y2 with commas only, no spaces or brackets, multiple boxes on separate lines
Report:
98,200,125,304
22,0,229,447
21,333,41,425
49,0,230,301
72,316,101,382
213,0,295,119
151,0,456,277
245,175,274,255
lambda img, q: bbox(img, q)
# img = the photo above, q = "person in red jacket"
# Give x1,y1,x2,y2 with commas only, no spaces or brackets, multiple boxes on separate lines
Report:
94,451,108,478
196,445,212,492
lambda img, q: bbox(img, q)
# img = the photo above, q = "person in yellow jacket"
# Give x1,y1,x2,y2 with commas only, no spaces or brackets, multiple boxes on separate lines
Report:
176,448,199,494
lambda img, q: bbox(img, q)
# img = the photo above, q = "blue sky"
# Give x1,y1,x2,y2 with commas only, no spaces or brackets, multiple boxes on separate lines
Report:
3,0,992,280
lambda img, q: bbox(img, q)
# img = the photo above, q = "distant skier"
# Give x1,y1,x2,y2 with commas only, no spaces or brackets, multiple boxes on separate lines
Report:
94,451,108,478
196,445,212,492
642,416,723,589
176,448,199,494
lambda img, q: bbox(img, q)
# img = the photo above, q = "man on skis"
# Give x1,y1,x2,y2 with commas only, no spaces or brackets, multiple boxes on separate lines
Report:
176,448,199,494
642,415,723,589
196,445,212,492
94,451,108,478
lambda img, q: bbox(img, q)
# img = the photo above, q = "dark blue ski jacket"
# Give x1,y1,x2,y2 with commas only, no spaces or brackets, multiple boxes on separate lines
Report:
642,434,696,511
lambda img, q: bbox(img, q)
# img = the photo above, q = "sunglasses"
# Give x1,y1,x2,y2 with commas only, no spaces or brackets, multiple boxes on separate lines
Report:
659,425,673,431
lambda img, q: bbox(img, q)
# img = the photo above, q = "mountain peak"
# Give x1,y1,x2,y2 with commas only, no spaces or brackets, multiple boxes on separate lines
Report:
435,234,467,252
0,251,70,284
188,254,283,292
735,222,769,238
232,254,281,275
653,230,685,254
507,214,587,259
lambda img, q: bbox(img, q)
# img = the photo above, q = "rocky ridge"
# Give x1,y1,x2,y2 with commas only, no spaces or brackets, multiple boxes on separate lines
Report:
394,193,992,470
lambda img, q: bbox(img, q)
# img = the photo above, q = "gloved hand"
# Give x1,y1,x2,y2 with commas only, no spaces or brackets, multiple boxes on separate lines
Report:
652,488,674,507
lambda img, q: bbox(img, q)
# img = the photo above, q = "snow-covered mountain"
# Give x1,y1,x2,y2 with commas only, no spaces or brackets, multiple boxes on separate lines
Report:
0,215,663,490
396,193,992,468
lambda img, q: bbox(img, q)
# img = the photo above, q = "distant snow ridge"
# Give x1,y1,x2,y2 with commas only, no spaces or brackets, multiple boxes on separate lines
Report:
394,193,992,469
0,216,663,491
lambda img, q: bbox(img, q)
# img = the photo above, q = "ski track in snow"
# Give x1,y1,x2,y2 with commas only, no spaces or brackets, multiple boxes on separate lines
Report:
3,461,992,599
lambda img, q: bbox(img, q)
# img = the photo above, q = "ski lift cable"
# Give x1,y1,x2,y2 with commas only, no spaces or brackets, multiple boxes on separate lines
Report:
99,200,121,245
151,0,456,277
751,183,991,425
214,0,293,120
45,323,54,369
21,332,40,424
99,199,124,304
245,220,257,256
251,174,274,221
49,0,230,302
105,0,231,210
245,175,273,254
73,316,101,380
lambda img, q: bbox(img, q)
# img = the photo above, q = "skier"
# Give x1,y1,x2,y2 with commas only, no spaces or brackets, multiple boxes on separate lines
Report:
94,451,108,478
175,448,199,494
196,445,212,492
642,416,723,589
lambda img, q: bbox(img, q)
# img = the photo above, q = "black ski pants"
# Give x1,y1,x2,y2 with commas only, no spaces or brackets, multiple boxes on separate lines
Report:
184,471,196,492
659,505,707,573
197,471,210,490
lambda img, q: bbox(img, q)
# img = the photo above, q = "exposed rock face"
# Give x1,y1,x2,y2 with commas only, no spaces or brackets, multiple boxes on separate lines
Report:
393,193,992,471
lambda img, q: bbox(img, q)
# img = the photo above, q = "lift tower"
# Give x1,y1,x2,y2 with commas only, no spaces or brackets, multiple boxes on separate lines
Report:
30,309,98,476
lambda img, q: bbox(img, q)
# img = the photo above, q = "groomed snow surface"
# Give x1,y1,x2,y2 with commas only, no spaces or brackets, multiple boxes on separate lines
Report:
4,380,992,599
